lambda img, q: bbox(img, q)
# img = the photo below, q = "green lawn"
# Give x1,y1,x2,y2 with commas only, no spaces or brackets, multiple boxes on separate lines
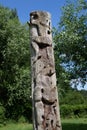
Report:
62,118,87,124
62,118,87,130
0,123,32,130
0,118,87,130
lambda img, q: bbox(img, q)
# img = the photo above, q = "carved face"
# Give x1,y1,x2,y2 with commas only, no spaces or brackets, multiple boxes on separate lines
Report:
30,12,39,23
30,11,52,37
30,11,51,28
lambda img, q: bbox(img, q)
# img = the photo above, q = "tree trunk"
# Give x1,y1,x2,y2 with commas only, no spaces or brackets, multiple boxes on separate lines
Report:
29,11,62,130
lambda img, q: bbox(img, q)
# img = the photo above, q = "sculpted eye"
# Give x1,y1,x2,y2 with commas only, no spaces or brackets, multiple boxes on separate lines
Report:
33,14,38,19
30,13,38,20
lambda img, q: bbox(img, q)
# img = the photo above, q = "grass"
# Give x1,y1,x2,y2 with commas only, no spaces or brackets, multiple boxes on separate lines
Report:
62,118,87,124
0,118,87,130
62,118,87,130
0,123,32,130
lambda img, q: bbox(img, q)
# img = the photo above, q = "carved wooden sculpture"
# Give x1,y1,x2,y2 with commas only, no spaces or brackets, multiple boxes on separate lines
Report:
29,11,62,130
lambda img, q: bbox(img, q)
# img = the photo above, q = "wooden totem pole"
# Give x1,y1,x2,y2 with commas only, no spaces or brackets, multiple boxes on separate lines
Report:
29,11,62,130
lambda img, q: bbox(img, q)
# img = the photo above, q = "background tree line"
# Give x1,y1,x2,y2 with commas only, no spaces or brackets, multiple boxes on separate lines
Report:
0,5,32,123
0,0,87,124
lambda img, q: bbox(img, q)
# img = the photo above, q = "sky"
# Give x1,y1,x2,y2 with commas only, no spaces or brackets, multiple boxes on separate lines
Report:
0,0,66,27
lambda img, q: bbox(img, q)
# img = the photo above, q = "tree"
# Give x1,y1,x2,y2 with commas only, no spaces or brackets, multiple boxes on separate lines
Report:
54,0,87,88
60,89,85,105
0,5,31,121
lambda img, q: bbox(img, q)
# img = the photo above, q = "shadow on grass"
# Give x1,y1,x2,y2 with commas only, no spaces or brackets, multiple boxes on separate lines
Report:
62,123,87,130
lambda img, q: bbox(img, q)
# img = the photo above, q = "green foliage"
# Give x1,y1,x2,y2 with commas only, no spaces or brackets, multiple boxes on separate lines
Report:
53,1,87,120
60,89,87,118
60,90,86,105
18,116,26,123
54,0,87,88
60,104,87,118
0,5,32,122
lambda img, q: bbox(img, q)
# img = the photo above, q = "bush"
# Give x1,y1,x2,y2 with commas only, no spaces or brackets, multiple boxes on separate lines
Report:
60,104,87,118
18,116,26,123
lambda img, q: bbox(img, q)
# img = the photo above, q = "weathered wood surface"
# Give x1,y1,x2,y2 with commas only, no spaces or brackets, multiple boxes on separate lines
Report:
29,11,62,130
